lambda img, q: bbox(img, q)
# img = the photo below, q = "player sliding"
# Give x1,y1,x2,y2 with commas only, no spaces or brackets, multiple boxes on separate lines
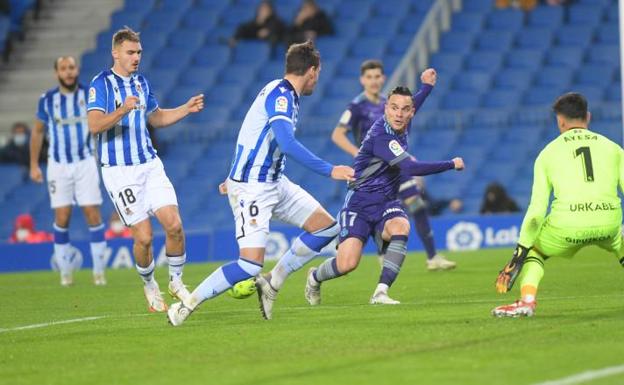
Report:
167,41,354,326
306,86,465,306
493,92,624,317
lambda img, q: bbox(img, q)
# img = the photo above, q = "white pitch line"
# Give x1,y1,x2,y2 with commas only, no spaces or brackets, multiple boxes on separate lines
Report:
0,316,107,333
532,364,624,385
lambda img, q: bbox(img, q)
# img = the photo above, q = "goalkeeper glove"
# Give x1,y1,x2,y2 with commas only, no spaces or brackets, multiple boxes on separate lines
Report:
495,244,530,293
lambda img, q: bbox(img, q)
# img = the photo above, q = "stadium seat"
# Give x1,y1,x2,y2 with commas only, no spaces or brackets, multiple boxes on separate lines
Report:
586,45,620,66
504,49,544,71
232,41,271,65
534,67,572,88
151,48,192,69
192,45,230,68
451,12,484,35
439,32,475,54
178,67,217,89
523,86,564,106
545,46,584,68
494,69,533,91
476,30,514,52
596,24,619,45
527,5,564,28
429,52,464,74
349,38,387,59
451,72,492,92
481,90,521,109
568,5,603,25
441,91,482,110
324,78,361,98
180,9,220,32
462,0,492,12
166,29,205,51
315,38,349,61
485,9,524,32
464,52,504,72
371,0,410,18
555,26,594,48
514,28,553,50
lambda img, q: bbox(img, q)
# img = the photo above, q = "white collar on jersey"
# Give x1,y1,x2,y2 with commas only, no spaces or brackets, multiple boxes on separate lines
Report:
110,68,135,82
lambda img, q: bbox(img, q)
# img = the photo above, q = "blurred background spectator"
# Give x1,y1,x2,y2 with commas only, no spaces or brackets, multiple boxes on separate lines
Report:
286,0,333,46
480,182,521,214
0,122,47,168
231,0,286,46
9,213,53,243
105,211,132,239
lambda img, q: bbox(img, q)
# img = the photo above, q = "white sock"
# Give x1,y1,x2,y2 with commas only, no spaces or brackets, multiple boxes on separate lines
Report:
136,260,155,285
167,253,186,282
375,283,389,295
90,241,107,275
270,238,317,290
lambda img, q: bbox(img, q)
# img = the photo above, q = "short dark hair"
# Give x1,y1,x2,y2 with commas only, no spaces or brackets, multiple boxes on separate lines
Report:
54,56,77,70
285,40,320,76
387,86,413,99
360,60,384,75
552,92,588,120
112,27,140,48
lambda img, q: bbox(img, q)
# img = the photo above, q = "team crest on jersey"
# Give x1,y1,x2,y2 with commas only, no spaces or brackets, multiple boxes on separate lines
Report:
88,87,96,103
275,96,288,113
135,83,142,93
388,140,404,156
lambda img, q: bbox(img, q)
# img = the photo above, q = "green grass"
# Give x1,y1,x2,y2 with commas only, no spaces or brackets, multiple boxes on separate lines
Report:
1,247,624,385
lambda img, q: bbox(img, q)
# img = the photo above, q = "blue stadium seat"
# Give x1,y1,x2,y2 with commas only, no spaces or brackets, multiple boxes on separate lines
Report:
205,85,245,107
565,85,604,103
362,16,399,38
372,0,409,17
514,28,553,50
471,110,510,127
217,64,257,86
504,49,543,70
493,69,533,90
335,1,371,22
192,45,230,68
178,67,217,89
439,32,474,54
334,20,361,39
464,52,504,71
315,38,349,61
232,41,271,65
324,78,361,98
219,8,254,27
441,91,481,110
606,84,621,102
142,10,182,32
313,98,347,117
180,9,220,32
451,12,484,35
398,13,426,35
586,45,620,66
545,46,584,68
604,3,619,24
109,10,145,31
527,6,564,28
165,86,203,107
596,24,619,45
462,0,492,12
452,72,491,92
481,90,521,109
139,30,167,52
555,26,594,48
523,86,564,106
485,8,524,32
336,57,367,78
568,5,603,25
151,48,192,69
534,67,572,88
160,0,193,12
145,69,178,95
256,61,283,82
429,52,463,73
349,38,387,59
575,64,615,87
476,30,514,52
166,29,205,51
457,127,500,147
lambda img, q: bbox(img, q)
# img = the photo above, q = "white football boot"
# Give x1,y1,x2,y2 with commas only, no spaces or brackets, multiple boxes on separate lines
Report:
369,290,400,305
255,274,278,320
426,254,457,271
168,278,191,302
167,302,193,326
305,267,321,306
144,281,168,312
93,273,107,286
492,300,536,318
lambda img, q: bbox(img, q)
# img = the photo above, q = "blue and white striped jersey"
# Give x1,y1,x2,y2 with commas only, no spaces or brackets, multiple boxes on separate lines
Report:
229,79,299,182
87,69,158,166
36,84,93,163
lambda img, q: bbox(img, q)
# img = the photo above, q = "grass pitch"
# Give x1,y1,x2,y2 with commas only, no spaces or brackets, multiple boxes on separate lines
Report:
1,247,623,385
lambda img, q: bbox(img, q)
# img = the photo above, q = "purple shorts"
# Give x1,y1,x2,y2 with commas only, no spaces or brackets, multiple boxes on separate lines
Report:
338,191,408,244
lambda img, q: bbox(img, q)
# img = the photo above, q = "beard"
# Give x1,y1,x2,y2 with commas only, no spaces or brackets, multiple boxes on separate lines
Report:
58,76,77,91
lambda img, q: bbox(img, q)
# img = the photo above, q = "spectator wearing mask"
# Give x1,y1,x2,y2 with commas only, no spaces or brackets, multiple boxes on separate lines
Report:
9,214,53,243
286,0,333,46
232,0,286,46
480,182,521,214
0,122,30,167
105,211,132,239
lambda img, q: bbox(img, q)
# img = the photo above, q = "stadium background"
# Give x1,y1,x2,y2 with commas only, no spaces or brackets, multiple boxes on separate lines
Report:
0,0,620,269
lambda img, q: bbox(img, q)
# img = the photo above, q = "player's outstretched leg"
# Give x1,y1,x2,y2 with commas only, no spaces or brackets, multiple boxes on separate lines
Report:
492,252,544,317
258,222,339,319
53,223,73,286
168,257,262,326
371,235,408,305
88,223,107,286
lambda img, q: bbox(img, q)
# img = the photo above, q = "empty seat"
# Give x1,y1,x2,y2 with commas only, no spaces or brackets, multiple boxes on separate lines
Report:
555,25,594,48
514,28,553,50
586,45,620,66
439,32,474,54
523,86,564,106
482,90,521,109
452,72,492,92
464,52,504,71
527,5,564,28
452,12,484,34
545,46,584,68
476,30,514,52
534,67,572,87
429,52,464,73
505,49,543,70
494,69,533,90
441,91,482,110
486,8,524,31
575,64,615,87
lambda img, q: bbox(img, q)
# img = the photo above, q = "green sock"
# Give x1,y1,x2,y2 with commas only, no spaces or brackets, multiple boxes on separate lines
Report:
519,251,545,302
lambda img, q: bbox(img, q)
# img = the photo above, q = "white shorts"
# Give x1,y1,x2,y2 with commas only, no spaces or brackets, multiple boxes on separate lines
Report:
46,157,103,209
226,176,321,248
101,157,178,226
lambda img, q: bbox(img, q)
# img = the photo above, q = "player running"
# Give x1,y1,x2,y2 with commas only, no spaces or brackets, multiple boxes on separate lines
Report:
167,40,354,326
306,86,464,306
332,60,456,273
493,92,624,317
87,28,204,312
30,56,108,287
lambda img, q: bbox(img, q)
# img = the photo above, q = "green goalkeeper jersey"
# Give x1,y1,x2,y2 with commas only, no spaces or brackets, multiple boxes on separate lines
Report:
519,128,624,247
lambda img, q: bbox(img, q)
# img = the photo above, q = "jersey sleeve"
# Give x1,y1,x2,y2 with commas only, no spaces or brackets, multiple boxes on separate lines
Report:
371,133,410,165
337,102,356,130
145,78,159,114
265,87,294,125
87,75,107,112
413,84,433,113
518,151,552,247
36,93,48,123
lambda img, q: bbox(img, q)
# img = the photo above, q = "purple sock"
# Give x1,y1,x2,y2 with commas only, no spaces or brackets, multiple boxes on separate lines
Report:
413,209,437,260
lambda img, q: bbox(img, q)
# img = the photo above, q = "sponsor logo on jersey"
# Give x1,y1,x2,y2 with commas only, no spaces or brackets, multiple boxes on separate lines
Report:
388,140,404,156
383,207,404,217
88,87,96,103
339,110,352,125
275,96,288,113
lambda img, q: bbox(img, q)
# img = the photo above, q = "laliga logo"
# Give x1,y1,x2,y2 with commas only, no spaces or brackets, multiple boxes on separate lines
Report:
446,221,483,251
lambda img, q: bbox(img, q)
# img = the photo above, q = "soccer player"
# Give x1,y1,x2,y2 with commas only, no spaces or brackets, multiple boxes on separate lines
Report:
332,60,456,273
306,86,464,306
30,56,108,287
492,92,624,317
167,40,354,325
87,28,204,312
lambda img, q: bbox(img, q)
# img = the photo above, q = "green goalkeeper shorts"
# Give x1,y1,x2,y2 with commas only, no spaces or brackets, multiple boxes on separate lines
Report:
533,216,623,259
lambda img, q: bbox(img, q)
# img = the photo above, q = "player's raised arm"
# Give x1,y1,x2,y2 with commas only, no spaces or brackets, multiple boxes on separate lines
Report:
86,76,138,134
412,68,436,112
148,93,204,128
271,118,354,181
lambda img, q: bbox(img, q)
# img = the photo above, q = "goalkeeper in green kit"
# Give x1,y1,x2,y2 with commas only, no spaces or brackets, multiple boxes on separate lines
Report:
492,92,624,317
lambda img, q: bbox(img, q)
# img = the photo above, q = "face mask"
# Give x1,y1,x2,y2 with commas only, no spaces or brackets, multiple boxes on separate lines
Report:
13,133,27,146
111,220,125,233
16,228,30,241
